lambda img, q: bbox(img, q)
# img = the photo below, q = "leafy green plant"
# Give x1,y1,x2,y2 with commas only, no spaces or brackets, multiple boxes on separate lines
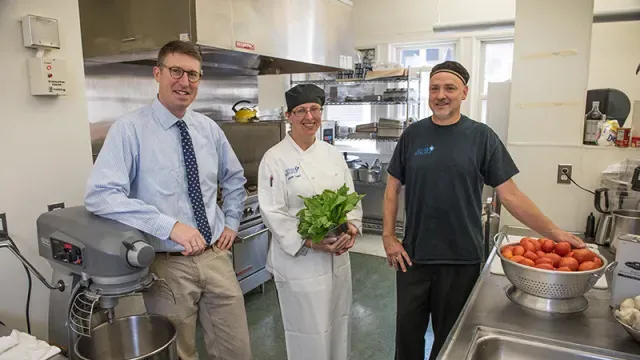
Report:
296,184,365,244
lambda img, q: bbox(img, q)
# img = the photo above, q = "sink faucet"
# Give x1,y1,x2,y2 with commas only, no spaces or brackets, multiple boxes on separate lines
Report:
483,194,496,263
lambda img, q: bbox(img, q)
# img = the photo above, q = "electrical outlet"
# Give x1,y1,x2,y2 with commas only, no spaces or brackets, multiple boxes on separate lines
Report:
0,213,7,236
557,164,572,184
47,202,65,212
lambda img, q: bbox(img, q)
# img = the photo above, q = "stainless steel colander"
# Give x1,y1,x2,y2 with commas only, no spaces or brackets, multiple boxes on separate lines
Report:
493,233,618,299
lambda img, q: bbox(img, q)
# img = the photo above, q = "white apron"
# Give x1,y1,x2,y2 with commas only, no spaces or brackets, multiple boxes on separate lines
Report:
257,134,363,360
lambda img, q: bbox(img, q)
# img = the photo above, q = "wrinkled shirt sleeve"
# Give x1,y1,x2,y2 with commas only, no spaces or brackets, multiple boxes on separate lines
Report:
258,154,306,257
84,120,177,239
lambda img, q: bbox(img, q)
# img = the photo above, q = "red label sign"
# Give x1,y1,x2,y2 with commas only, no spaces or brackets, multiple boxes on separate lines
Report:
235,41,255,51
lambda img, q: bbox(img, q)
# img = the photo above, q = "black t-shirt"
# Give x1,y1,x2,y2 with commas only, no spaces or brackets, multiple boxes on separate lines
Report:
388,115,519,264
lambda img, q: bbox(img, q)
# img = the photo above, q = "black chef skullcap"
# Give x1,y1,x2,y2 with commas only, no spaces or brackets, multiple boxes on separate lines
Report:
285,84,325,112
430,61,470,85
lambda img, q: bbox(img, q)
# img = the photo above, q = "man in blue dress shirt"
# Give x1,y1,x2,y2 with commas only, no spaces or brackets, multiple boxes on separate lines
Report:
85,40,251,360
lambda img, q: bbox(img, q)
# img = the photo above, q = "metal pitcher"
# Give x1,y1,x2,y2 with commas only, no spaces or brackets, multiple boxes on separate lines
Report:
609,209,640,254
594,213,613,245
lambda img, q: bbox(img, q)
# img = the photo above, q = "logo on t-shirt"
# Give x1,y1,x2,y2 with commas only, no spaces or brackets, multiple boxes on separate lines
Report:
415,145,435,155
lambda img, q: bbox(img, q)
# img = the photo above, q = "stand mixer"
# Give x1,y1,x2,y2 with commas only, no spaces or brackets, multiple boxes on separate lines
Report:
1,206,177,359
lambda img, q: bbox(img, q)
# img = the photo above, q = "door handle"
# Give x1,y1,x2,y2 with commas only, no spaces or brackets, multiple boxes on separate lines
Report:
235,228,269,244
236,265,254,277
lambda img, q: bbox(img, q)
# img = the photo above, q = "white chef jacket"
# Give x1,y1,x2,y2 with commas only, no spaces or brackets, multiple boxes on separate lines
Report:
258,133,363,360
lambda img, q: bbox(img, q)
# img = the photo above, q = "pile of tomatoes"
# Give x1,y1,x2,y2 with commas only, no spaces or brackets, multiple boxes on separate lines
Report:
500,237,603,272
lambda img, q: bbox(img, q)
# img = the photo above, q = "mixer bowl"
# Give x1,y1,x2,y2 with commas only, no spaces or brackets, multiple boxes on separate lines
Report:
75,314,177,360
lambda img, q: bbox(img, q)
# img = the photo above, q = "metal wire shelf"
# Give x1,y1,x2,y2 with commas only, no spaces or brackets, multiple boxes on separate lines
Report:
325,100,419,106
362,218,404,235
354,180,386,187
336,136,401,142
291,76,420,85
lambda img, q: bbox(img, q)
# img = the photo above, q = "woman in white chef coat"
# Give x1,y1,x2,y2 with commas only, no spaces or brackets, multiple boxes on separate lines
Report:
258,84,363,360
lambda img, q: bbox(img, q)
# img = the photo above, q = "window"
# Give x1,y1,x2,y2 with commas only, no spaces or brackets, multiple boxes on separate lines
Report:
324,105,372,130
478,40,514,123
398,44,456,68
394,42,458,119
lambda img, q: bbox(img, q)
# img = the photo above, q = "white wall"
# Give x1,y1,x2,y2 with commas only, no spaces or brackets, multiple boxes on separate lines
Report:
501,16,640,232
0,0,93,340
353,0,514,46
588,20,640,125
503,0,596,233
353,0,640,46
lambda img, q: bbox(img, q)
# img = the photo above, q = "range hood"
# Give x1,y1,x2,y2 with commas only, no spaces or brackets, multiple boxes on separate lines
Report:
78,0,356,76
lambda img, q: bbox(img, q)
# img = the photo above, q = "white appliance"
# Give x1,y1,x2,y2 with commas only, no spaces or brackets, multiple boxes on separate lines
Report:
317,120,336,144
610,233,640,307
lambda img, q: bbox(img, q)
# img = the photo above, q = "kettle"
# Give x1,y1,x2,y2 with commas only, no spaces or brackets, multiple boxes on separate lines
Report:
232,100,258,123
594,214,613,245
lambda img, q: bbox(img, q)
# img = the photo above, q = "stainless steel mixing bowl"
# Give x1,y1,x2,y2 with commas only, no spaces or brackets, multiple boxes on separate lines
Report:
75,314,177,360
613,307,640,344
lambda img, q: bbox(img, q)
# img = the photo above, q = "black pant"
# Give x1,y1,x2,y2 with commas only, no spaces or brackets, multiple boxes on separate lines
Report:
395,263,480,360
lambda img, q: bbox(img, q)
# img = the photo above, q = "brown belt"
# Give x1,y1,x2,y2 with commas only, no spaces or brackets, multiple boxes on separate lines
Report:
156,246,214,257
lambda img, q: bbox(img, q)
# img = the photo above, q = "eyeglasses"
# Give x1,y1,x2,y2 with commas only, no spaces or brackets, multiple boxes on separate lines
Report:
159,64,202,83
292,106,322,117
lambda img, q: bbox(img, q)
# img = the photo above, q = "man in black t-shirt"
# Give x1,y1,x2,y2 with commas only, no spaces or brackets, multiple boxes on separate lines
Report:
383,61,585,360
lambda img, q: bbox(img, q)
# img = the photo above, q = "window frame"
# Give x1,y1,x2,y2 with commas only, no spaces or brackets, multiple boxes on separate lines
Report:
393,40,460,69
391,40,460,119
476,36,515,123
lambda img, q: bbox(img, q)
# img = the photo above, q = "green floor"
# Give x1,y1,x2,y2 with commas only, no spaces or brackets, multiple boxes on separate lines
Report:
196,252,434,359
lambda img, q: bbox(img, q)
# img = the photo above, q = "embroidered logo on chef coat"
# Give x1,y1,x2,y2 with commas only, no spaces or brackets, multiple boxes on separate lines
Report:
415,145,435,155
285,166,301,180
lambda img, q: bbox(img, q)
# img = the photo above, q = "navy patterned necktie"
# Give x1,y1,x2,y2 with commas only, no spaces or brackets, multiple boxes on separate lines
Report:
175,120,212,244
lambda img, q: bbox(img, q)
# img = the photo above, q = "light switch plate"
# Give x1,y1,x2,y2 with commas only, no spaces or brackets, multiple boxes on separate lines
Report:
21,14,60,49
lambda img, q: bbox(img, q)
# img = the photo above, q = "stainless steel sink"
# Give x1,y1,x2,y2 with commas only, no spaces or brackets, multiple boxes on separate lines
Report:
465,327,638,360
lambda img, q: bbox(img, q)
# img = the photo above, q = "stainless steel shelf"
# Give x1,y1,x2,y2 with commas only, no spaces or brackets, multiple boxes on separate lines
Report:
362,218,404,236
337,137,400,142
291,77,419,85
326,101,419,106
354,180,386,187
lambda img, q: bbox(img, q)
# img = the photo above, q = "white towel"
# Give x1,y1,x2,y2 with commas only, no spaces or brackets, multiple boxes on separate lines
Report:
0,330,61,360
0,330,19,353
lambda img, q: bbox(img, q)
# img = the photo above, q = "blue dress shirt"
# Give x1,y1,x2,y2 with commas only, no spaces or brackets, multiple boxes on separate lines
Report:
85,97,247,252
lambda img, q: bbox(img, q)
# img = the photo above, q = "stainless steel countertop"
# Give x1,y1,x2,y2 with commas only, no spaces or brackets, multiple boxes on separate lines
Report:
437,226,640,360
0,323,68,359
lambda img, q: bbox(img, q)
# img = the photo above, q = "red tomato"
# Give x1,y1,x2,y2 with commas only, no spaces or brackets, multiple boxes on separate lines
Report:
554,242,571,257
541,239,555,253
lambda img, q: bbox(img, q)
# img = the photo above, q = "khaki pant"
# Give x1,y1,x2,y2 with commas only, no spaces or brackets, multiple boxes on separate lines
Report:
143,246,252,360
